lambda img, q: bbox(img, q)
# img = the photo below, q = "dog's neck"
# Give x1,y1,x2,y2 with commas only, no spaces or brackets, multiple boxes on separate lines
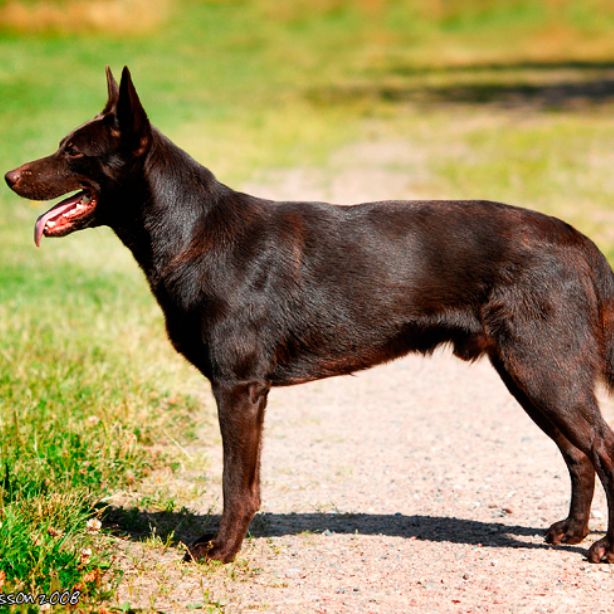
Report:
108,129,270,315
109,128,226,288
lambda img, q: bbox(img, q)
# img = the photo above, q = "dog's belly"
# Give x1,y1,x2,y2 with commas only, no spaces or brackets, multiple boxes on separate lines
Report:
267,317,488,386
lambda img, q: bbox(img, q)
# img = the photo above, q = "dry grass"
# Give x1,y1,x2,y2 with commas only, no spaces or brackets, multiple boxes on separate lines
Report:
0,0,171,34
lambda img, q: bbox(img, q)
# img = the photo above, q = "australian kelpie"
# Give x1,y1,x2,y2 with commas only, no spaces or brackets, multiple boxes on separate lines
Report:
6,67,614,564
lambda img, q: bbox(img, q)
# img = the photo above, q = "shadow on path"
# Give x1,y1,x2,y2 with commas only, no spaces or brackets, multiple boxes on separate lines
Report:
309,60,614,110
102,506,589,557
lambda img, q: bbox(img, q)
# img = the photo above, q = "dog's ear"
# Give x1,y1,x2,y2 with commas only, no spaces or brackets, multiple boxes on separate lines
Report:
116,66,151,155
103,65,119,113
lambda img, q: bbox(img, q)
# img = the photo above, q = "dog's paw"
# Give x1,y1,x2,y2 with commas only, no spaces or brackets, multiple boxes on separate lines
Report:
545,518,589,545
183,533,236,564
587,536,614,563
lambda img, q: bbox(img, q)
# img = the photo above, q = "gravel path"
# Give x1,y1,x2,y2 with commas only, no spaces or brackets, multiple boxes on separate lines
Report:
112,141,614,612
189,352,614,613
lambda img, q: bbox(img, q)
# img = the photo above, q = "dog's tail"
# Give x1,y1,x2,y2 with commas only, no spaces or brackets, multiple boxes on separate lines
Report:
595,250,614,391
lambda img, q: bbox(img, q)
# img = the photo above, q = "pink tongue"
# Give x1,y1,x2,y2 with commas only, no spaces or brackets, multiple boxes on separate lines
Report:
34,193,82,247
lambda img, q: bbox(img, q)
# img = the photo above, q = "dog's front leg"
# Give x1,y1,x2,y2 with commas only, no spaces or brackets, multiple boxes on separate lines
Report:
187,380,269,563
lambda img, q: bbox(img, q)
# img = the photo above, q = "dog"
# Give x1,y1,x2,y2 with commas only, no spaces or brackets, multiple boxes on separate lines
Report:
6,66,614,564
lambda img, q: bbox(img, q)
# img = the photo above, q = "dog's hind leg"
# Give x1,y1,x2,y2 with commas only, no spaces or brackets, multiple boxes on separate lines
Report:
490,354,595,544
186,380,269,563
489,313,614,561
526,387,614,563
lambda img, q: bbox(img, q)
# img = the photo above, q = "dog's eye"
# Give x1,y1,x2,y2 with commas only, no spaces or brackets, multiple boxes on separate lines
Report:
64,143,83,158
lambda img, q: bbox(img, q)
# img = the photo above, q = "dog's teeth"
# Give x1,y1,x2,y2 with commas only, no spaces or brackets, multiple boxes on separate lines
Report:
46,220,56,228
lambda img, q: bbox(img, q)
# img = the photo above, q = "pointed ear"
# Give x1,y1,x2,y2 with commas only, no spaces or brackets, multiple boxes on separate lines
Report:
116,66,151,155
102,65,119,113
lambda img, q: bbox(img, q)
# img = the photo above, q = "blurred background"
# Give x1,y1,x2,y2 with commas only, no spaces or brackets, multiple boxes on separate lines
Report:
1,0,613,606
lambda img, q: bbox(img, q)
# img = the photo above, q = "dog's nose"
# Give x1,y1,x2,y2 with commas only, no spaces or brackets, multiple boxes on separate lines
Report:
5,169,21,188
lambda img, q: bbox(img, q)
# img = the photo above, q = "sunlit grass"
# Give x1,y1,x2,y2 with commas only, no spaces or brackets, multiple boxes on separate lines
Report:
0,0,171,35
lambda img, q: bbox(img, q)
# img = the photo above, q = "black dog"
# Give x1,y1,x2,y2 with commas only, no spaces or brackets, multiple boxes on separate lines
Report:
6,66,614,564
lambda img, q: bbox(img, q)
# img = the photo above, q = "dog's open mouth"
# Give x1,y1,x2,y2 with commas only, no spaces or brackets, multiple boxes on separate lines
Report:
34,190,97,247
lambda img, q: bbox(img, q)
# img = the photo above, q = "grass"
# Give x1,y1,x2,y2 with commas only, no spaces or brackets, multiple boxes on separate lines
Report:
0,255,203,604
0,0,170,35
0,0,613,608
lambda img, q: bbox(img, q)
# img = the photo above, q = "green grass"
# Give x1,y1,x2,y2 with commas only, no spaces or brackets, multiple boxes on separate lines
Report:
0,0,614,607
0,248,203,604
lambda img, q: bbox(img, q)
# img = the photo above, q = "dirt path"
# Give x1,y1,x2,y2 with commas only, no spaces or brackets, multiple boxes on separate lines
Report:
114,353,614,612
111,141,614,612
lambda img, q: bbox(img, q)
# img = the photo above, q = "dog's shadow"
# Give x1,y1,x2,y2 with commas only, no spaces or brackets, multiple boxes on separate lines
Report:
101,506,589,556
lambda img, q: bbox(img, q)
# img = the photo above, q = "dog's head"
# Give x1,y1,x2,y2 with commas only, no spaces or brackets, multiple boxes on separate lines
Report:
5,66,151,246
